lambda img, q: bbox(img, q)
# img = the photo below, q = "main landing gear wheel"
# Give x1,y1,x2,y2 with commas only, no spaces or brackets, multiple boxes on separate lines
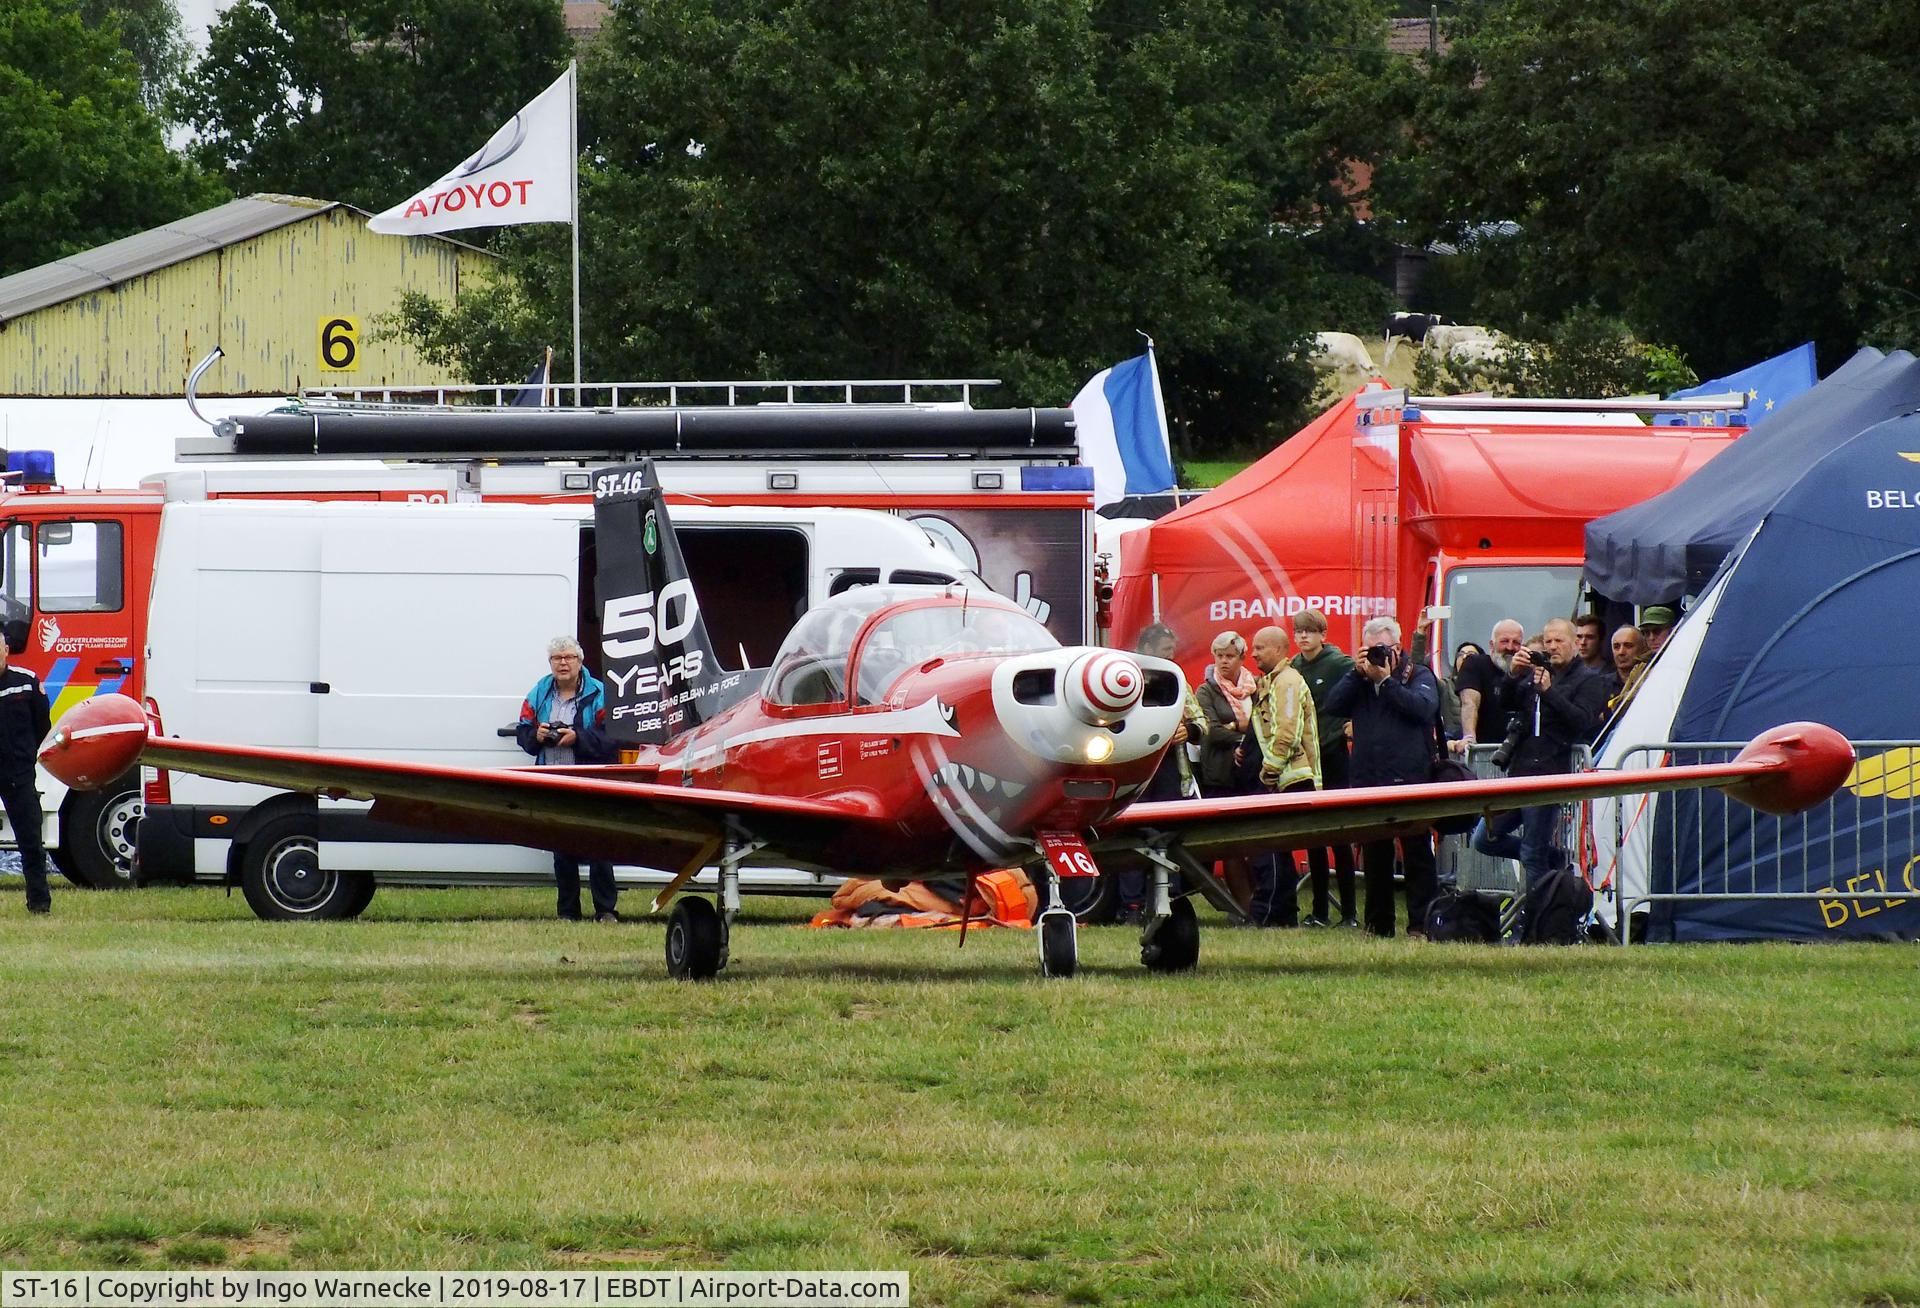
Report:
665,897,725,980
1038,911,1078,978
1141,896,1200,973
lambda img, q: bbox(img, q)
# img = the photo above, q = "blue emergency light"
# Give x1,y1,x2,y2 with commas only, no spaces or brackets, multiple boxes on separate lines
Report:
1020,466,1094,491
6,450,56,487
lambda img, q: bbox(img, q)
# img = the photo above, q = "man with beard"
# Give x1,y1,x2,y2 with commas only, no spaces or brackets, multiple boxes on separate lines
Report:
1451,617,1523,756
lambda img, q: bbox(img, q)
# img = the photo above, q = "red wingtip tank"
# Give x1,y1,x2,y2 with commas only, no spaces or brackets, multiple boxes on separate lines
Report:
38,692,150,791
1722,722,1857,816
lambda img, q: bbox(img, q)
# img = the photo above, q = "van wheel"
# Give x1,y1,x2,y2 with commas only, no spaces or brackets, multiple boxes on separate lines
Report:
238,816,372,921
59,773,141,889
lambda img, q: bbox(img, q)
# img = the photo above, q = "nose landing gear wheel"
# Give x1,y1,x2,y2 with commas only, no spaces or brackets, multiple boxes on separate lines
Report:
1038,910,1078,978
665,897,725,980
1141,896,1200,972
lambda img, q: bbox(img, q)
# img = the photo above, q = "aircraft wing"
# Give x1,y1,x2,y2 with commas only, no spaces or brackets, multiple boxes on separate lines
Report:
40,697,880,877
1094,723,1854,866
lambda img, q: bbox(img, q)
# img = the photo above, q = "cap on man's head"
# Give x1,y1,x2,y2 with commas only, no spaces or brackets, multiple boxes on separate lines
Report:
1639,606,1677,629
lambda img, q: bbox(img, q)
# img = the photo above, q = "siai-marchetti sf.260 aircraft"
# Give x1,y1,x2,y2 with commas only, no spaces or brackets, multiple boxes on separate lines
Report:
42,461,1855,979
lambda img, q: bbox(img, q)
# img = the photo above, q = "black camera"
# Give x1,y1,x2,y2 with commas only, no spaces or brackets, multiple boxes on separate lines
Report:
541,722,567,740
1365,643,1393,667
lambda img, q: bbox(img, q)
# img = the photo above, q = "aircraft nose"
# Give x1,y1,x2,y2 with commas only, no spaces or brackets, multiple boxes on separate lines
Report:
38,693,150,791
1064,650,1144,726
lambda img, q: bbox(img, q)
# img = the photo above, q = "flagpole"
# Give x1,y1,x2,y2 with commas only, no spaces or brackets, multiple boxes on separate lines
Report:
569,60,583,406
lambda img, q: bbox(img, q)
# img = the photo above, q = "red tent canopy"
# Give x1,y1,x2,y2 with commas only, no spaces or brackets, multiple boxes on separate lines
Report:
1112,392,1371,681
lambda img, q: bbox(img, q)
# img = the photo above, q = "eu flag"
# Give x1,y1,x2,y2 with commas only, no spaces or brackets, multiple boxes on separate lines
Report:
1663,342,1817,427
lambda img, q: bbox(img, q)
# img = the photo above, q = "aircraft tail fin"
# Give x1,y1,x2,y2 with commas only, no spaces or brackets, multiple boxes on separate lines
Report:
593,460,749,745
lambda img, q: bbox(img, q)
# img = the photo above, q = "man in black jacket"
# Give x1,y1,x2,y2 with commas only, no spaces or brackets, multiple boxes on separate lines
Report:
1471,617,1611,898
0,627,53,914
1323,616,1441,937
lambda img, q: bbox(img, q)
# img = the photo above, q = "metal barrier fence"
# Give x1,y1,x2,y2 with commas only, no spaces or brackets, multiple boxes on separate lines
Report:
1593,739,1920,943
1436,744,1591,939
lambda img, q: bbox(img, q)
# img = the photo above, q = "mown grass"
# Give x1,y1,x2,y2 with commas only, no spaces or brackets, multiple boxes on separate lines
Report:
2,885,1918,1306
1179,461,1250,488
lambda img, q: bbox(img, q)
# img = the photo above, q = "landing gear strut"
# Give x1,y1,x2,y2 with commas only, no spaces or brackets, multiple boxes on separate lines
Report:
1136,849,1203,973
1034,864,1079,978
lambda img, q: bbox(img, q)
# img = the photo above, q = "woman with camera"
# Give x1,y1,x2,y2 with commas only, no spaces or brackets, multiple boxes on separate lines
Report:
517,636,621,921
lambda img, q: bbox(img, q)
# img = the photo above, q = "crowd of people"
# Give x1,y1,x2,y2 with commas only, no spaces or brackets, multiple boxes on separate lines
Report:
1137,602,1676,936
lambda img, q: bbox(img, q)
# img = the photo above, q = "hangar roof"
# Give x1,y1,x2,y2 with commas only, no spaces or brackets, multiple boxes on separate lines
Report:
0,194,485,325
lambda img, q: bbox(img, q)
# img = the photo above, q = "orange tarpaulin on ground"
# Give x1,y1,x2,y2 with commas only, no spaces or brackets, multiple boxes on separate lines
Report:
809,869,1036,929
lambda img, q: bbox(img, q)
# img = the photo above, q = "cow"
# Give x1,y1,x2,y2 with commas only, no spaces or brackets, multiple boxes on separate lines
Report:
1383,311,1453,343
1309,331,1378,373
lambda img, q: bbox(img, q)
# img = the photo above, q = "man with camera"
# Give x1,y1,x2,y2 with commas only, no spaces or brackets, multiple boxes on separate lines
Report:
1323,616,1441,937
517,636,620,922
1470,617,1611,905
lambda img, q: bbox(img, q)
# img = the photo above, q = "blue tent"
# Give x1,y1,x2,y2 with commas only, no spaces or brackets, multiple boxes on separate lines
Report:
1595,411,1920,940
1584,347,1920,604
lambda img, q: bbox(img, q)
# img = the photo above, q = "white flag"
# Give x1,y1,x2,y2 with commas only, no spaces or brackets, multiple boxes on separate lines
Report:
366,64,576,235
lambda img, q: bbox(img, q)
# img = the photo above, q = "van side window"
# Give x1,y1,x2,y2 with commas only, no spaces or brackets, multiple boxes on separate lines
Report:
39,521,125,613
829,568,881,595
887,569,953,586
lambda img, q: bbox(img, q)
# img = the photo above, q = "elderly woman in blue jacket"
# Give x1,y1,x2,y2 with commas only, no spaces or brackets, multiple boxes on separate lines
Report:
517,636,620,921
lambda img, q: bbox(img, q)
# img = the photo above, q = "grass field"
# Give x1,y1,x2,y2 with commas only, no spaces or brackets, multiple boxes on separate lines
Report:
1179,461,1250,488
3,885,1918,1306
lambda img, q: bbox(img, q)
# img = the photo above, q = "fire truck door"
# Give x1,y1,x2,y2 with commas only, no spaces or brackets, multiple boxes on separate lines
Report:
9,519,137,720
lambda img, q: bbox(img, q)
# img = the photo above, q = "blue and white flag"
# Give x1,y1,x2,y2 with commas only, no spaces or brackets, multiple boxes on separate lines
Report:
509,347,553,407
1071,346,1176,509
1662,342,1817,427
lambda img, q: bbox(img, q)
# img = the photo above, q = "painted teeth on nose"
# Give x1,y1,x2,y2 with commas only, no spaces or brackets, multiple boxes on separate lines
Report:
977,774,998,795
958,764,976,787
1001,780,1025,799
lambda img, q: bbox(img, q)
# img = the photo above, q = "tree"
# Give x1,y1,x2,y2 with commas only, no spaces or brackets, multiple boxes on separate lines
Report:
75,0,190,112
1384,0,1920,376
176,0,571,213
390,0,1404,451
0,0,225,278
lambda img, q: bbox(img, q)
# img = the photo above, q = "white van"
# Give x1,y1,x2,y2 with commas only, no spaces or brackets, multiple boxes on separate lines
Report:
137,499,985,917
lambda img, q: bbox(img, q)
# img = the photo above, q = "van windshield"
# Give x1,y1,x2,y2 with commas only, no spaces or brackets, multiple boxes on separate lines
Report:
0,521,29,623
1441,565,1584,659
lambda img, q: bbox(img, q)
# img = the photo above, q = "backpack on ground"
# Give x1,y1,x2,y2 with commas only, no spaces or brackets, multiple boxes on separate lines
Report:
1424,890,1501,943
1521,869,1594,945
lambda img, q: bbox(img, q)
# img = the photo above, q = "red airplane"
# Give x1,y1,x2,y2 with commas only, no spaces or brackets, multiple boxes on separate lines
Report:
39,463,1856,979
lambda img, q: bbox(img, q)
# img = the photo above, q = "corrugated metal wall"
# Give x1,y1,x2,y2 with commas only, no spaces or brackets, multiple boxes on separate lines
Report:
0,208,493,396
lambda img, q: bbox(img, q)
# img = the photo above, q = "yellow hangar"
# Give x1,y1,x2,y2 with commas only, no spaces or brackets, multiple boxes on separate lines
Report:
0,194,493,397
